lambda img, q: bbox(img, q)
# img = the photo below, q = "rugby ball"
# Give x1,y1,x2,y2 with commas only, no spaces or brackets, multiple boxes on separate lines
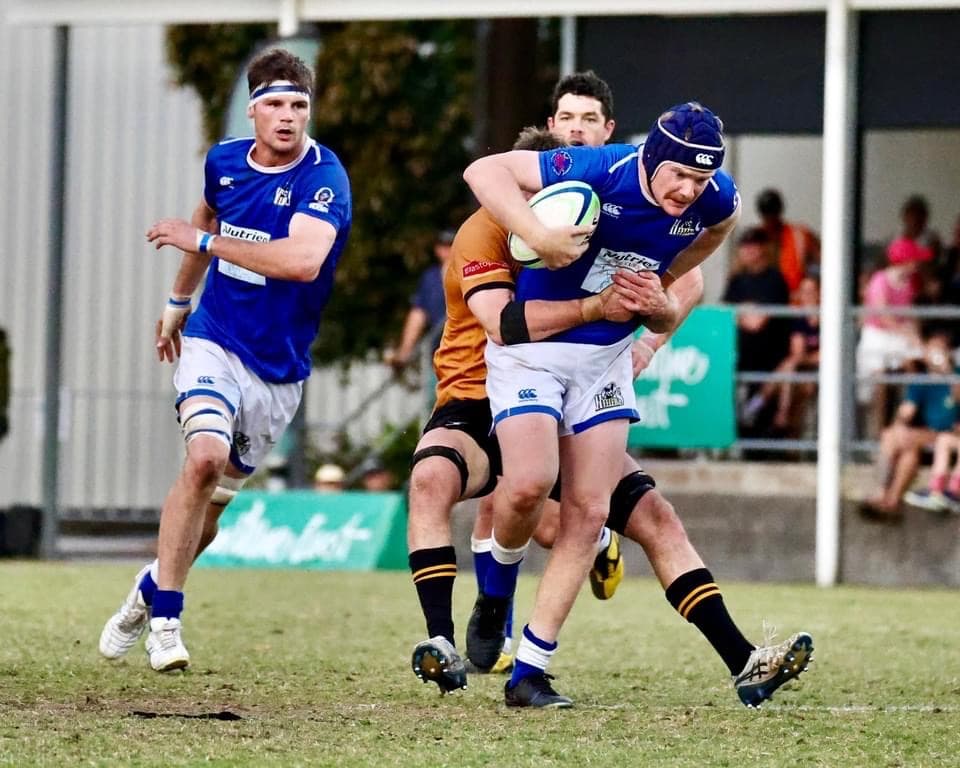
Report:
508,180,600,268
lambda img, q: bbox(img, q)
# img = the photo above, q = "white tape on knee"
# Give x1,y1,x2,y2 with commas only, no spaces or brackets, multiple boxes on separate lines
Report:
211,475,245,506
180,401,233,448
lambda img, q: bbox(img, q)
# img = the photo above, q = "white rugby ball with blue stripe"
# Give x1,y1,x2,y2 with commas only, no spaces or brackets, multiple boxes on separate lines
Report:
508,180,600,268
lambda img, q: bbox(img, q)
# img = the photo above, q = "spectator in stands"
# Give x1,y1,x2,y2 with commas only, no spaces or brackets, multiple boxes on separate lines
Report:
855,235,930,435
313,463,346,493
901,195,944,304
904,430,960,515
941,213,960,346
386,229,454,373
860,327,959,522
741,274,821,437
357,454,394,491
756,188,820,296
899,194,940,261
723,227,792,435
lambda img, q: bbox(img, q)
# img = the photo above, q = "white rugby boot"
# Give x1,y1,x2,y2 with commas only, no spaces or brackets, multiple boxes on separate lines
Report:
98,563,152,659
145,617,190,672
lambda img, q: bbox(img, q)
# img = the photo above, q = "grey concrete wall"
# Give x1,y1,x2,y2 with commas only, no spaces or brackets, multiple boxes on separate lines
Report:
450,461,960,588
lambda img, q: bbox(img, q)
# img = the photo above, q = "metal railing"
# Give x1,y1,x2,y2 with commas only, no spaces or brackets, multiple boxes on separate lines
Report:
723,302,960,457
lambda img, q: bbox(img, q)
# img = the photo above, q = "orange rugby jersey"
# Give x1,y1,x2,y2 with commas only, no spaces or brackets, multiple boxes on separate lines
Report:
433,207,519,408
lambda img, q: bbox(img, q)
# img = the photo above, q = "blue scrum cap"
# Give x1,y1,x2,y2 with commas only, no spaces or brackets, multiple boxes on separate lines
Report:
641,102,725,181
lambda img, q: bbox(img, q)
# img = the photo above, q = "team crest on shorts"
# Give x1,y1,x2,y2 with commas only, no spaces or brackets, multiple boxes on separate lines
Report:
550,150,573,176
233,431,251,457
594,382,624,411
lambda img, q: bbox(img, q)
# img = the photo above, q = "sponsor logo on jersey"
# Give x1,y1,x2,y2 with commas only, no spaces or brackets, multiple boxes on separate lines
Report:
580,247,661,294
601,202,622,218
233,431,251,457
274,186,292,207
219,176,234,187
594,382,625,411
197,376,215,385
668,218,701,237
308,186,335,213
221,221,271,243
518,388,538,401
463,260,507,278
217,221,269,285
694,152,714,166
550,150,573,176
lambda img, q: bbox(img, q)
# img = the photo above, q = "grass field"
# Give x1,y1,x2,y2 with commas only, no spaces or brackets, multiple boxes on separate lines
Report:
0,561,957,767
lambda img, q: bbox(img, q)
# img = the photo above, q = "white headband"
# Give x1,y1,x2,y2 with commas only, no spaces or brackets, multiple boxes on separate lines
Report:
248,79,311,108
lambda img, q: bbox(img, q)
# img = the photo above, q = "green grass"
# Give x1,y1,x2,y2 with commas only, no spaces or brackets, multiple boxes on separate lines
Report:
0,562,957,767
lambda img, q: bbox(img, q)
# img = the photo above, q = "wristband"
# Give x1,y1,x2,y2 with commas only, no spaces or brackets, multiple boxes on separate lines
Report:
196,231,216,253
167,295,192,308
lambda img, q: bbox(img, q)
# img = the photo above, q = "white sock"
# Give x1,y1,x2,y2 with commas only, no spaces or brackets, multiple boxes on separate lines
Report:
515,626,557,672
470,536,492,554
490,533,528,565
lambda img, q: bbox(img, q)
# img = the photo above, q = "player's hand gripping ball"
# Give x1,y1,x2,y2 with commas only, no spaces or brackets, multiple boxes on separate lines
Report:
508,181,600,268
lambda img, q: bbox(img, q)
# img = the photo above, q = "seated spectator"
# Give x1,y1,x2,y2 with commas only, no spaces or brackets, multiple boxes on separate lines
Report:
357,455,394,491
904,430,960,515
742,274,821,437
756,188,820,297
723,227,791,435
313,463,346,493
941,213,960,347
860,327,959,522
855,236,930,435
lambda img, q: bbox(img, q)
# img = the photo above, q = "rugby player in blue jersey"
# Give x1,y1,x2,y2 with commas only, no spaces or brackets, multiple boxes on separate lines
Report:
463,102,813,707
98,48,352,672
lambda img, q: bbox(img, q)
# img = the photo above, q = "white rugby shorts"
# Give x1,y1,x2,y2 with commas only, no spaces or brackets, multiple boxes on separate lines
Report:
174,336,303,474
484,337,638,436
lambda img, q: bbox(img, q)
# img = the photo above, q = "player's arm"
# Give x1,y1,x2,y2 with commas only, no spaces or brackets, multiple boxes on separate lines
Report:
155,197,218,363
168,198,217,296
207,212,336,282
463,151,591,270
147,211,337,283
629,267,704,376
467,283,633,346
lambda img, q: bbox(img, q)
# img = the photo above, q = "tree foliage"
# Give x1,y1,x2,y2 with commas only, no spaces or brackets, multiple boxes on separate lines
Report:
165,24,276,146
309,21,475,363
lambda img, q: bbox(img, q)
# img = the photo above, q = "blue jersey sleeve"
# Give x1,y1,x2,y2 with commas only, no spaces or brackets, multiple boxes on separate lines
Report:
538,145,628,194
202,146,218,212
295,149,352,232
696,170,740,228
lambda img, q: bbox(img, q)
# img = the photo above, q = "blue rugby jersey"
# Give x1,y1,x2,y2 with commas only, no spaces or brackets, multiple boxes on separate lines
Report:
185,137,352,383
522,143,738,345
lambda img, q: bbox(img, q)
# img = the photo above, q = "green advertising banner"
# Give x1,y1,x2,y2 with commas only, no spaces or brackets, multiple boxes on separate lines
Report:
195,490,408,570
628,305,736,449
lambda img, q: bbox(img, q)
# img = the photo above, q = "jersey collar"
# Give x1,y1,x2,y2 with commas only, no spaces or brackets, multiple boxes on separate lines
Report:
246,137,316,174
